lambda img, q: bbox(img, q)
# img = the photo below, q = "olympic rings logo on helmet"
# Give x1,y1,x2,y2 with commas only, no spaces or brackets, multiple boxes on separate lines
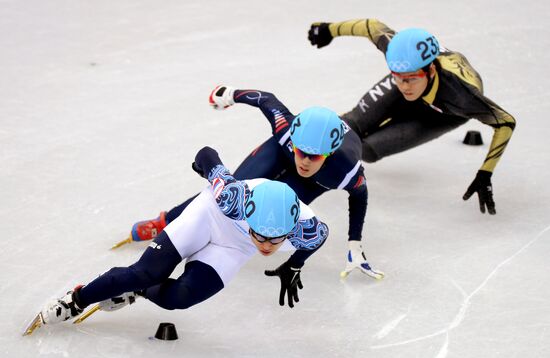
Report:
256,226,286,237
294,144,322,155
387,60,412,72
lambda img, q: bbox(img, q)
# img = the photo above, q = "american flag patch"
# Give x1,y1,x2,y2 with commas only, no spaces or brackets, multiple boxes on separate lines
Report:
273,110,289,133
212,177,225,199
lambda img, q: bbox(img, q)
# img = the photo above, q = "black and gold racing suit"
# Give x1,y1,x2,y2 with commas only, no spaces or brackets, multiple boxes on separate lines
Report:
328,19,515,173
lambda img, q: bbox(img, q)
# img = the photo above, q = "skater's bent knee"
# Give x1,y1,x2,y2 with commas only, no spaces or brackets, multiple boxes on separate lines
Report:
362,142,380,163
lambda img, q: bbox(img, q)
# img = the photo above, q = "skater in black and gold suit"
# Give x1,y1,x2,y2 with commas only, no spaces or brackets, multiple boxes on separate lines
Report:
308,19,516,215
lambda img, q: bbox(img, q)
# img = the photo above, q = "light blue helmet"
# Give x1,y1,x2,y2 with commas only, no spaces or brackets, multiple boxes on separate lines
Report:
386,28,440,73
290,106,344,155
245,181,300,238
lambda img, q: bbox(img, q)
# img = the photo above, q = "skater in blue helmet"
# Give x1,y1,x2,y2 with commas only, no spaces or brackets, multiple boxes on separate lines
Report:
308,19,516,216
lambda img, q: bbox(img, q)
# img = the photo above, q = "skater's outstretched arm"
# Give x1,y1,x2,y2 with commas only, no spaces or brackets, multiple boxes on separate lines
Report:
209,85,294,145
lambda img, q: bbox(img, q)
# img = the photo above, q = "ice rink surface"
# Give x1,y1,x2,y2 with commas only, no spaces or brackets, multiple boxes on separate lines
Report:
1,0,549,357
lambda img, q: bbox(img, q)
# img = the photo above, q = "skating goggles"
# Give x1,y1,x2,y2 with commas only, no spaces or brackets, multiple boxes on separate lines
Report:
292,145,330,162
391,70,427,84
249,229,288,245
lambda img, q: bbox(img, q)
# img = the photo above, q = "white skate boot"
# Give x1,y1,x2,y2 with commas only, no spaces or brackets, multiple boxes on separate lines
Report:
98,292,138,312
340,241,384,280
40,288,84,324
72,292,141,325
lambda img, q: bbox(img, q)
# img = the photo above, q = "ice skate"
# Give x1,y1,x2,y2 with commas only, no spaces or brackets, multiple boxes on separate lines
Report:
112,211,167,249
130,211,167,241
97,292,138,312
74,292,139,324
40,288,85,325
23,287,85,335
340,241,384,280
22,313,44,336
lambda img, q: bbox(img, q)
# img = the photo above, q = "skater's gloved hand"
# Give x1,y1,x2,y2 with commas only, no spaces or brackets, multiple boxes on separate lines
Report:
308,22,333,48
191,162,204,178
342,241,385,280
193,146,223,178
265,261,303,308
209,85,235,110
463,170,496,215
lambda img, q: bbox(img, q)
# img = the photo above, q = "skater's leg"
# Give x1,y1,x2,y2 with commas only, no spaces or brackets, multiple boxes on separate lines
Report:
233,136,290,180
144,260,224,310
361,111,467,163
40,232,181,324
79,231,182,307
165,194,198,224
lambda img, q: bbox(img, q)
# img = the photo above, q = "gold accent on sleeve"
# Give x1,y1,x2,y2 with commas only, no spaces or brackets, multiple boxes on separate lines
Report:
329,19,369,37
481,126,513,172
438,53,483,92
328,19,395,51
472,93,515,172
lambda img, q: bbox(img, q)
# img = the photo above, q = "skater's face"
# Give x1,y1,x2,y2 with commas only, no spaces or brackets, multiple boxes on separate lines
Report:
293,147,327,178
392,64,435,101
250,230,286,256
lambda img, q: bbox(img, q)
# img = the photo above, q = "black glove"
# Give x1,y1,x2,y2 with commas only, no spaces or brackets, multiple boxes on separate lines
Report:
192,146,222,179
463,170,496,215
191,161,204,178
264,261,303,308
308,23,333,48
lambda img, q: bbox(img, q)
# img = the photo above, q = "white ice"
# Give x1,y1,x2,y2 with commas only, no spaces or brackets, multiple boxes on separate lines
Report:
1,1,549,357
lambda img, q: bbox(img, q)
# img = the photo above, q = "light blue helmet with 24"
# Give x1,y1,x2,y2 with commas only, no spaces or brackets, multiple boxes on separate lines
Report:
386,28,440,73
245,180,300,238
290,106,344,155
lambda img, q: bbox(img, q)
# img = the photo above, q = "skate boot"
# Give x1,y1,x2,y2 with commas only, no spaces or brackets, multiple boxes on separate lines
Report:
98,292,139,312
73,291,142,324
40,286,85,325
130,211,167,241
340,241,384,280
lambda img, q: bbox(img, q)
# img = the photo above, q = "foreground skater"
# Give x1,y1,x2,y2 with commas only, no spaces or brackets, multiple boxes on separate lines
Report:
24,146,329,335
